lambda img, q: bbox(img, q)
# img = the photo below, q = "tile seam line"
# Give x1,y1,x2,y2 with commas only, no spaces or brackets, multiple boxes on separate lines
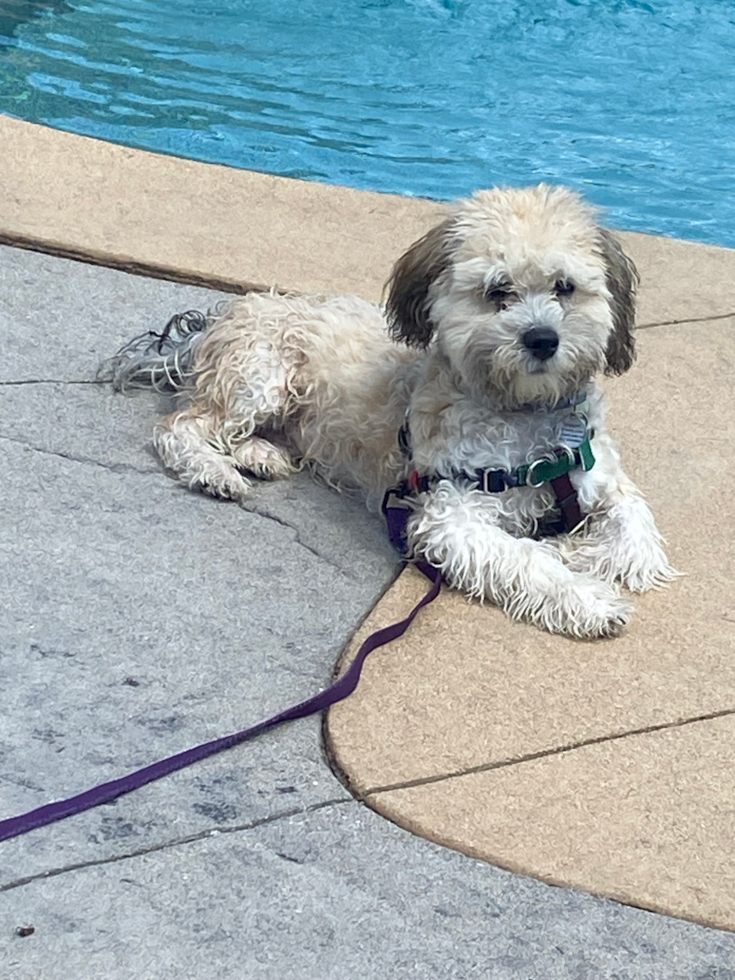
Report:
359,704,735,798
0,233,259,296
0,435,367,569
0,796,353,895
0,379,105,387
2,234,734,330
637,311,735,329
0,432,158,478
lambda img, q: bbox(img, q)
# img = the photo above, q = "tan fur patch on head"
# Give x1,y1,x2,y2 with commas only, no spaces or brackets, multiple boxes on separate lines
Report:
451,184,602,266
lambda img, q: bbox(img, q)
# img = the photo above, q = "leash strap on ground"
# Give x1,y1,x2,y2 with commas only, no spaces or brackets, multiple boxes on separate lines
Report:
0,561,442,843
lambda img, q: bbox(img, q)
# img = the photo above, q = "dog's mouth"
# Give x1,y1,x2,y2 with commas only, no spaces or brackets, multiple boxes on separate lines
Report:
474,352,591,411
524,358,552,374
505,344,563,381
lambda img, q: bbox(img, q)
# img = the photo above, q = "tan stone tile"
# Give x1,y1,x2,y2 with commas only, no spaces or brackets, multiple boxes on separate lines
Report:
0,115,442,301
327,317,735,793
620,231,735,326
368,715,735,931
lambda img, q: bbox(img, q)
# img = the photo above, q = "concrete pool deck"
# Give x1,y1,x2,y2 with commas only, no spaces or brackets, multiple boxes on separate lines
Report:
2,114,735,976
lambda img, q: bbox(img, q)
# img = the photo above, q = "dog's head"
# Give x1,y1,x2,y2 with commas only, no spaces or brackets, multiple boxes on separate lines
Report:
386,185,637,408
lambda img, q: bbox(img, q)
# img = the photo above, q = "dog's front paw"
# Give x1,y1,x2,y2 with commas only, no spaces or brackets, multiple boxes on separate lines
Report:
231,437,295,480
546,576,633,638
180,457,253,503
566,497,682,594
619,550,681,594
566,537,680,594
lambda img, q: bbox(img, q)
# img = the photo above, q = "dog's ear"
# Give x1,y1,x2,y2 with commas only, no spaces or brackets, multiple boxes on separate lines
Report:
385,218,454,347
596,228,639,375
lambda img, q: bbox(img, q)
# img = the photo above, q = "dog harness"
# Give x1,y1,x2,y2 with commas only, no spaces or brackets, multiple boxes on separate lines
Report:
382,393,596,554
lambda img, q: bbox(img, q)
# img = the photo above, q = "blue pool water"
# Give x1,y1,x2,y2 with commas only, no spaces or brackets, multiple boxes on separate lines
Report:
1,0,735,247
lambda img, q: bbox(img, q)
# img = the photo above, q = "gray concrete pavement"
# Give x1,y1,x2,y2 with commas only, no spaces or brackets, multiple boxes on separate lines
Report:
2,243,735,979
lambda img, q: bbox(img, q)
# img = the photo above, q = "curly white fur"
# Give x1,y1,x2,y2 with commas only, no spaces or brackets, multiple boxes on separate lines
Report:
107,185,678,637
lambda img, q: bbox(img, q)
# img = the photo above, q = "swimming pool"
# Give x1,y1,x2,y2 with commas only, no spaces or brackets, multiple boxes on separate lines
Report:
1,0,734,247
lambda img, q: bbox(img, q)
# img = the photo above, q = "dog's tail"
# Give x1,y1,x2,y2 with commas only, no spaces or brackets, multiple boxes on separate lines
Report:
99,309,215,392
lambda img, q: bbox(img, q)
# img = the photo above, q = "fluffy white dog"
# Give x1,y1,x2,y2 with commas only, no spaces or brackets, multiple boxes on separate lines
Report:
107,184,677,637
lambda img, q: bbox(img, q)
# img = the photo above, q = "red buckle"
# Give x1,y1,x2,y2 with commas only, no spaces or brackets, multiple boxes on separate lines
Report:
408,469,420,491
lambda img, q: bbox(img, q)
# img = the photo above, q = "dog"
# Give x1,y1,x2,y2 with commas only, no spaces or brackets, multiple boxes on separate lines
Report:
106,184,677,637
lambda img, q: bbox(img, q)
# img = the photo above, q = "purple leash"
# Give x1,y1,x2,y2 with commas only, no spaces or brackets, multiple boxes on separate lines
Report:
0,560,441,843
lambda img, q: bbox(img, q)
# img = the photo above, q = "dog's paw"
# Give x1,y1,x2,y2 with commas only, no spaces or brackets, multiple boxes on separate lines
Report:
186,464,252,503
619,553,682,594
565,539,680,594
547,576,633,638
565,497,682,595
231,438,295,481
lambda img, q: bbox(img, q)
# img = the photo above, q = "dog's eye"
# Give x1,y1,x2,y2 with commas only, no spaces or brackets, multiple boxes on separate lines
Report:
486,285,514,305
555,279,575,296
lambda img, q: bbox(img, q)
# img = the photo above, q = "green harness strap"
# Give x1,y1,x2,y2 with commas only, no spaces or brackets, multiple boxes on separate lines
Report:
515,437,595,488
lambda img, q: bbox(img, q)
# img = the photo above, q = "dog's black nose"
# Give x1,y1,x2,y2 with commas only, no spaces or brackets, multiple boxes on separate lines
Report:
522,327,559,361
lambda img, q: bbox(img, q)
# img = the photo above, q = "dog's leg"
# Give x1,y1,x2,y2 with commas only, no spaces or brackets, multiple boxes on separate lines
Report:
153,412,296,501
153,411,254,501
409,487,632,637
152,330,299,500
562,488,679,592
